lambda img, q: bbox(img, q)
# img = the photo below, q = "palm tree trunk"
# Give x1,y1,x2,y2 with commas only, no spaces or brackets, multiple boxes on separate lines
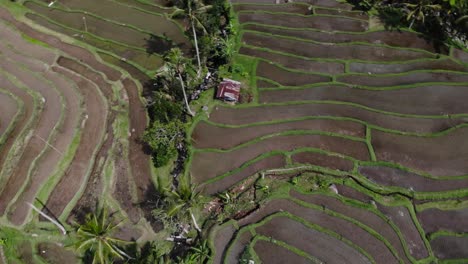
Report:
191,20,202,75
27,202,67,235
178,72,195,116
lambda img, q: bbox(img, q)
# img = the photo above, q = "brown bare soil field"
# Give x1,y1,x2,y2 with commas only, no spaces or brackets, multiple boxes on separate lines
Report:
37,243,79,264
377,204,428,259
431,235,468,260
259,85,468,115
191,134,369,182
338,72,468,87
0,38,83,224
208,104,464,134
212,223,237,264
239,12,368,32
349,59,466,74
0,91,19,138
232,0,353,11
453,48,468,65
200,154,286,194
372,127,468,177
0,23,56,65
192,119,364,149
291,152,354,171
23,12,161,71
237,198,397,263
335,184,373,203
359,166,468,192
418,208,468,234
112,143,140,224
24,1,151,49
243,32,434,61
240,46,345,74
256,79,277,88
97,51,150,82
8,70,81,225
0,8,121,81
0,74,36,183
55,58,117,221
224,231,253,263
0,59,63,216
254,216,371,264
234,3,311,15
314,7,368,20
256,61,331,86
43,66,107,218
291,191,412,262
243,24,446,53
253,239,311,264
122,78,152,202
50,0,190,47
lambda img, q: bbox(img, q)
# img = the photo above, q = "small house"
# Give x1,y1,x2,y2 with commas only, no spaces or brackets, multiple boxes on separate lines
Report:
216,78,241,103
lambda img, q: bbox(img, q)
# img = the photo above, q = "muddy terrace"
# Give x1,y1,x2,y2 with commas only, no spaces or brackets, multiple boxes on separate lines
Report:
0,0,468,262
188,0,468,263
0,0,187,260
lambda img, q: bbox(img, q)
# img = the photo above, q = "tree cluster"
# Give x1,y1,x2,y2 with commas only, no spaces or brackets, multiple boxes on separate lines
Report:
347,0,468,49
143,0,235,168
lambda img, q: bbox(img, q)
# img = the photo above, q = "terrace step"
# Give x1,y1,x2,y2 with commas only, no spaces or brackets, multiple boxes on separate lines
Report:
0,38,85,225
0,57,64,217
243,24,446,54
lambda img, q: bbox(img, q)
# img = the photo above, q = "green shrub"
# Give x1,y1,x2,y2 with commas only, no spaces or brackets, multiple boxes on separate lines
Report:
143,120,183,167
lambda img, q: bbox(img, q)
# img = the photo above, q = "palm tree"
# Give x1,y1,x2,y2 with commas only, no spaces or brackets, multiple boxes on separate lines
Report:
159,48,196,116
171,0,212,74
165,176,201,232
73,208,132,263
405,0,441,28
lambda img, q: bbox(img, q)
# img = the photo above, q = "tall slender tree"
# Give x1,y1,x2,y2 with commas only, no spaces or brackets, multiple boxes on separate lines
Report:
159,48,196,116
171,0,212,74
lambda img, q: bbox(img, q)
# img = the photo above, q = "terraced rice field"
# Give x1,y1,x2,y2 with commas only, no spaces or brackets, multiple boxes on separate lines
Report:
0,0,184,260
188,0,468,263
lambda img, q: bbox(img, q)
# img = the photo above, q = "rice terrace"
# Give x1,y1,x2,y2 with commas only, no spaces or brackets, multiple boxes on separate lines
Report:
0,0,467,263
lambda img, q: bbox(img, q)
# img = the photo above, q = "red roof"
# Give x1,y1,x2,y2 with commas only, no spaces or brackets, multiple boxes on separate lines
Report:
216,78,241,102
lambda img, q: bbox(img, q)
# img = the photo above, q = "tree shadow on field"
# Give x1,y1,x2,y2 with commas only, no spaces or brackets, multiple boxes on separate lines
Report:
139,183,165,232
145,34,175,55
